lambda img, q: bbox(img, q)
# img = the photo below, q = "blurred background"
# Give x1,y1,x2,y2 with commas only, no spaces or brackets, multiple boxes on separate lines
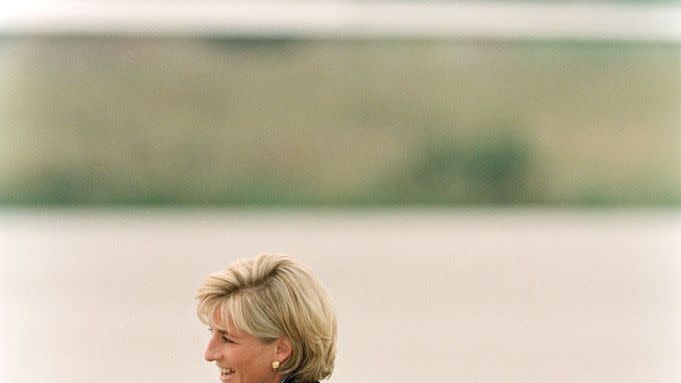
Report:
0,1,679,383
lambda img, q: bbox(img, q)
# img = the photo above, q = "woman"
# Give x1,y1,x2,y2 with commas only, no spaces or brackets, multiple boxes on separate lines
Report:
196,254,337,383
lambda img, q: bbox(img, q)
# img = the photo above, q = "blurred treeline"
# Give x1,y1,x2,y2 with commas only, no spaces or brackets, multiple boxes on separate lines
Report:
0,37,679,206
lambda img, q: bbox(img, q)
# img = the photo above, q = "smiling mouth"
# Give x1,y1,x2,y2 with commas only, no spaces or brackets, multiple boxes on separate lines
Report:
221,368,235,380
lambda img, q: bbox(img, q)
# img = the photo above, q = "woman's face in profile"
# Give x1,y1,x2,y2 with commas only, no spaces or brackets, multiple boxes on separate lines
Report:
204,316,278,383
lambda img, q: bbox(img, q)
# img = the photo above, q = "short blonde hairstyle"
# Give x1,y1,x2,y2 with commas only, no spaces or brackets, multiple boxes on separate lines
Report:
196,254,337,383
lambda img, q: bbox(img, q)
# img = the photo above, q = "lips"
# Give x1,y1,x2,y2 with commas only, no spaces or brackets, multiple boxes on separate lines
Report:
220,368,235,381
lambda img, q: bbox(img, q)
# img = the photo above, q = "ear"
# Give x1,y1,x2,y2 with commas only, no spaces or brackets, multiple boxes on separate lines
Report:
275,336,293,363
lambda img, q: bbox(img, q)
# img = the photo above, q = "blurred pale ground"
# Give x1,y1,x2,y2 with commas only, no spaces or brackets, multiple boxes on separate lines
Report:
0,210,679,383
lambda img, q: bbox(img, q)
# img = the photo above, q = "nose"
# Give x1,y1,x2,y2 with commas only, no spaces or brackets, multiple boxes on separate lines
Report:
204,334,222,362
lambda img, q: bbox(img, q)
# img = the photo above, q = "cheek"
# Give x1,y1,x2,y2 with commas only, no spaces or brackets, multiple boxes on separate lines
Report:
224,348,242,366
226,348,254,370
237,348,271,379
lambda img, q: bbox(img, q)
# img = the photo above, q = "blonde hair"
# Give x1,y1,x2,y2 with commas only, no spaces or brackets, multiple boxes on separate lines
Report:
196,254,337,383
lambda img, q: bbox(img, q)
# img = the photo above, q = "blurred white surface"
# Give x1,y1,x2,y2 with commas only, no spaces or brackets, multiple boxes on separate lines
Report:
2,2,680,41
0,209,679,383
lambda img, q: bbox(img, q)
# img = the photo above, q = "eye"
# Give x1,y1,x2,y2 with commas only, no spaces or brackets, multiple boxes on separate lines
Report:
208,327,235,343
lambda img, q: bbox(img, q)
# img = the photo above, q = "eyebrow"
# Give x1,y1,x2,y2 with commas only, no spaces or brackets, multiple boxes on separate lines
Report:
216,328,238,339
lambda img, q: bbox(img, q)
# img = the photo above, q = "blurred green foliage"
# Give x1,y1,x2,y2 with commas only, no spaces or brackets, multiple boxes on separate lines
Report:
368,130,533,204
0,37,679,206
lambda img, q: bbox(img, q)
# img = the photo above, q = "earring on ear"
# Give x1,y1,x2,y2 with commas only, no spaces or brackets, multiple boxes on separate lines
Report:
272,360,280,372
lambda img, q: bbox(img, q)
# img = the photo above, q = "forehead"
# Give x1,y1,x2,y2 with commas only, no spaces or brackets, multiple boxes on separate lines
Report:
209,306,267,345
209,305,239,334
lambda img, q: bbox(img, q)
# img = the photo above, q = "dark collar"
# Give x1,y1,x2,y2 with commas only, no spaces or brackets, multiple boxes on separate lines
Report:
281,377,319,383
